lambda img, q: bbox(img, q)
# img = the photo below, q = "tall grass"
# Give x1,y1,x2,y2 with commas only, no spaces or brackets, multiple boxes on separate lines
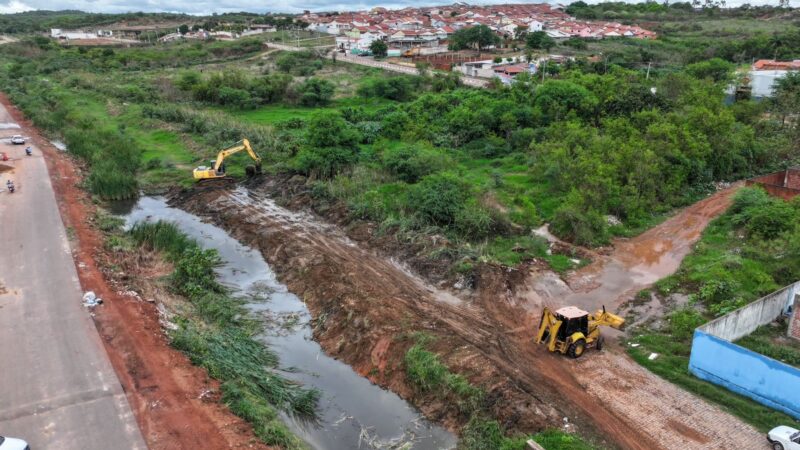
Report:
129,221,318,448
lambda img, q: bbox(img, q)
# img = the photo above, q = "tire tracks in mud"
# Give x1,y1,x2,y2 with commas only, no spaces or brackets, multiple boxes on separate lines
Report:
176,186,664,449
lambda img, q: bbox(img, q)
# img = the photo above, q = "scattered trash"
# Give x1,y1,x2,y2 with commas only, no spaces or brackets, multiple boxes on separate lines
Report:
629,343,640,347
648,352,659,360
606,215,622,226
570,258,580,265
82,291,103,307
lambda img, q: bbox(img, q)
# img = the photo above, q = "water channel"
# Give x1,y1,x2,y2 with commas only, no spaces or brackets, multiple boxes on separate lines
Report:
115,196,456,450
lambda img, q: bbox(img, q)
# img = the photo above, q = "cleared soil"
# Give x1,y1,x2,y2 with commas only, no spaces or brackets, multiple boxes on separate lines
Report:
0,93,270,450
174,178,767,449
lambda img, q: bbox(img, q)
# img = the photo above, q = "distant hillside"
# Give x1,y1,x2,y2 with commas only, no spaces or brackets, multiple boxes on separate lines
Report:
0,10,291,34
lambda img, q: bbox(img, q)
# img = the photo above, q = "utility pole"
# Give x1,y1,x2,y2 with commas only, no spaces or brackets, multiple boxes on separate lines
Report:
646,61,652,80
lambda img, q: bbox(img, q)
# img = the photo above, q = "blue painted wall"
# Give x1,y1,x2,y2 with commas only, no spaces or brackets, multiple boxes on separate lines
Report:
689,330,800,420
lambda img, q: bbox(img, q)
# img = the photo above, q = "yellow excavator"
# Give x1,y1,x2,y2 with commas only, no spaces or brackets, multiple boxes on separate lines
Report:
193,139,262,180
535,305,625,358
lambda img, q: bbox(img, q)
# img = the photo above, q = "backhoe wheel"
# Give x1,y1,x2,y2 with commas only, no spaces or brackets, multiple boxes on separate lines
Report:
568,339,587,358
596,336,605,351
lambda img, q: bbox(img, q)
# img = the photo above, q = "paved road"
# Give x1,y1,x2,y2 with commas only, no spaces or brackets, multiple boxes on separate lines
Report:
0,104,145,449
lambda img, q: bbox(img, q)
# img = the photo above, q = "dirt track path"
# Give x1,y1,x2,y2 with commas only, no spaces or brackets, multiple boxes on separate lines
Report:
176,181,771,449
511,185,766,449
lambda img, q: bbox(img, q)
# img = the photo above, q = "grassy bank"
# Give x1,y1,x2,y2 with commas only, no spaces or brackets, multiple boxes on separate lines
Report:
628,187,800,432
404,334,597,450
126,221,318,448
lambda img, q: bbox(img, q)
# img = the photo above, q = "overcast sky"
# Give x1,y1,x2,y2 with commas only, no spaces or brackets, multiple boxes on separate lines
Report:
0,0,790,16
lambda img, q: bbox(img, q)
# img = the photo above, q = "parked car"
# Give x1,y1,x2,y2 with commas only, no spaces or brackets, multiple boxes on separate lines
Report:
0,436,29,450
10,135,24,145
768,426,800,450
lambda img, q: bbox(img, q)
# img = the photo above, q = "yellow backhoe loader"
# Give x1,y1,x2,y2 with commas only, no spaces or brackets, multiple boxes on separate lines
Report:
193,139,262,181
534,305,625,358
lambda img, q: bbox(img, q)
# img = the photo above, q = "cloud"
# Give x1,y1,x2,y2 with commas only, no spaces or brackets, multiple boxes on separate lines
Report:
0,0,34,13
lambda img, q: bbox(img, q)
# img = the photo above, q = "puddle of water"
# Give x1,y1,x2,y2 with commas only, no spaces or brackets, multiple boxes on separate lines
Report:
0,122,20,130
119,196,456,450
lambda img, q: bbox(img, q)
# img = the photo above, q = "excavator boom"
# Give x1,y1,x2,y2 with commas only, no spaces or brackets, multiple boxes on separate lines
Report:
193,139,262,180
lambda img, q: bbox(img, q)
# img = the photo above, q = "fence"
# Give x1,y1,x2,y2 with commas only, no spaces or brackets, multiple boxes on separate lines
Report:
688,281,800,419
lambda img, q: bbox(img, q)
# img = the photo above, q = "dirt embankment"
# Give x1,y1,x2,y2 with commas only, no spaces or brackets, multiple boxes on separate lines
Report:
174,182,660,450
0,93,270,450
174,177,766,450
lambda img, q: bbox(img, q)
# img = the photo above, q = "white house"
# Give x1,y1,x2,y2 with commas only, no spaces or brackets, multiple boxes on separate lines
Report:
528,20,544,32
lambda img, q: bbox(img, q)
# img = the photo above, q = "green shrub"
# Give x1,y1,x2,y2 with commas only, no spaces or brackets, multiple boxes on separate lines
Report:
296,77,334,107
381,144,446,183
294,146,358,179
550,193,608,246
667,308,705,341
408,172,472,226
357,75,416,101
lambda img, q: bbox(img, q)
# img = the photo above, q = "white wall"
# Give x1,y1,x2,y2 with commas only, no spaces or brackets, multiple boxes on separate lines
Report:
750,70,793,98
699,281,799,341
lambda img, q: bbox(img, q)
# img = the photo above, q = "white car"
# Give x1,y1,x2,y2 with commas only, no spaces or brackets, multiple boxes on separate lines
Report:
0,436,29,450
9,135,24,145
768,426,800,450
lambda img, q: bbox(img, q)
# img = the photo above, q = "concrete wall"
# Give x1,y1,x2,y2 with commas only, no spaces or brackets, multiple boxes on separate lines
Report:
750,70,790,98
790,295,800,341
698,281,798,341
689,330,800,419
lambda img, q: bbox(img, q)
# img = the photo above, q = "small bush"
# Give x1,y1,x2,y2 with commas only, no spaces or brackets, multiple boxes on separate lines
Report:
381,144,446,183
408,172,472,226
296,77,334,107
667,308,705,341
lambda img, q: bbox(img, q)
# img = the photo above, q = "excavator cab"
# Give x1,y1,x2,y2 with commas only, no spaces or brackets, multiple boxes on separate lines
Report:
553,307,589,342
535,305,624,358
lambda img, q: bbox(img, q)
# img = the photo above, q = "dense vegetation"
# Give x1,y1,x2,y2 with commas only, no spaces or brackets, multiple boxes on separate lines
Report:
629,187,800,431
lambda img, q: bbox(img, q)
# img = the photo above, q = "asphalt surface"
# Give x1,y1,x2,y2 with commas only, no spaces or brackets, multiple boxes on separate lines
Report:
0,103,146,449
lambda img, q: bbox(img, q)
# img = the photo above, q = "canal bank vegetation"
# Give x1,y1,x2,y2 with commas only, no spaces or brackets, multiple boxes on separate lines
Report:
125,220,318,448
404,334,597,450
628,187,800,432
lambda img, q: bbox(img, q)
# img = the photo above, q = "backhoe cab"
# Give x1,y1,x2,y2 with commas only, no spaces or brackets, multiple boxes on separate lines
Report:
193,138,262,180
535,305,625,358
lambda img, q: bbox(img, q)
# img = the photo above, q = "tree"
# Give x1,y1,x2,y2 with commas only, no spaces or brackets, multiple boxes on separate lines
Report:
369,39,388,58
686,58,734,83
448,25,500,51
179,24,189,35
533,80,598,123
526,31,555,52
297,77,334,106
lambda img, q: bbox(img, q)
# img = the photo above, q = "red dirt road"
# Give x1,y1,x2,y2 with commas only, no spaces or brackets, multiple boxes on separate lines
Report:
0,94,270,450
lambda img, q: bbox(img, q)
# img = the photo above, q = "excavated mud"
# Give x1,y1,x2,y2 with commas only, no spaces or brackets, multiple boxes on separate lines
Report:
170,176,766,450
173,182,659,450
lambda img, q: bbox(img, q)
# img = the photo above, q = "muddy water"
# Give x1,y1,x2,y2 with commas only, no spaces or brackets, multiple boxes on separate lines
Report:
118,196,456,450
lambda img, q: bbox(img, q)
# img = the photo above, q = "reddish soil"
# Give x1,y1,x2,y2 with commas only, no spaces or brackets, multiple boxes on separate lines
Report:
174,177,765,450
0,93,270,450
